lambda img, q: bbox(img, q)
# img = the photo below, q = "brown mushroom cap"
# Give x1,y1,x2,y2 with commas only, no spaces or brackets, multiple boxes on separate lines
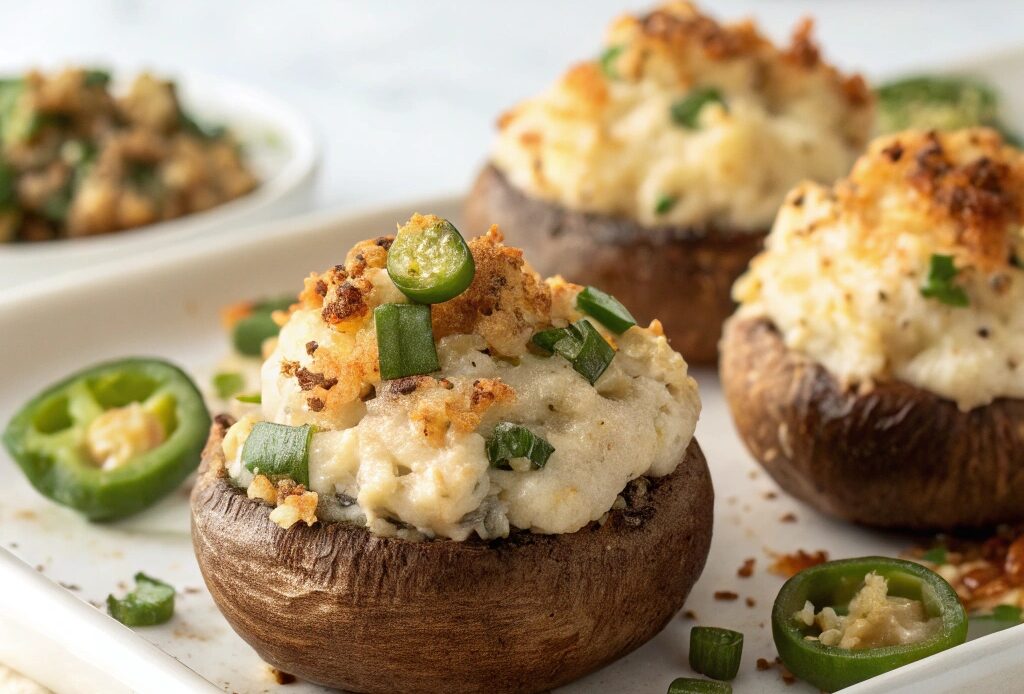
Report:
720,315,1024,530
464,164,765,364
191,417,713,693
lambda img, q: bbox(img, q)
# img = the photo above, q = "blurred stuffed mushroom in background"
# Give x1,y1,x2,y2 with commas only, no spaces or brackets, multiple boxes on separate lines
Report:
721,127,1024,530
465,1,874,362
191,214,713,693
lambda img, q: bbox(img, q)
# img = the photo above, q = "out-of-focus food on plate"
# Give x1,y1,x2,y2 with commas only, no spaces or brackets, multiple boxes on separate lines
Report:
772,557,967,692
465,1,873,362
876,75,1021,145
908,526,1024,622
2,358,210,520
0,67,258,243
208,294,295,415
721,128,1024,529
190,214,713,693
106,572,175,626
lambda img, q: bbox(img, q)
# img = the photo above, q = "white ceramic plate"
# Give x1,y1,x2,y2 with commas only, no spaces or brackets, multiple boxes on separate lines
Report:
0,65,319,292
0,195,1022,694
3,46,1024,693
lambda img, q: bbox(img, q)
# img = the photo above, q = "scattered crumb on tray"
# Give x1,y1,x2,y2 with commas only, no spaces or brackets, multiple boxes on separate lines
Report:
768,549,828,578
737,558,756,578
268,666,296,685
713,590,739,601
746,597,756,608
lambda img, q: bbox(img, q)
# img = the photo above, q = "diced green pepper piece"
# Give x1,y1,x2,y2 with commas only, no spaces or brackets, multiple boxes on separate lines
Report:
374,303,440,380
107,573,175,626
577,286,636,334
241,421,315,487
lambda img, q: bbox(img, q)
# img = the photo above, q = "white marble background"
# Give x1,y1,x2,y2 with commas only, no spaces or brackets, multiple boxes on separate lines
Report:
4,0,1023,211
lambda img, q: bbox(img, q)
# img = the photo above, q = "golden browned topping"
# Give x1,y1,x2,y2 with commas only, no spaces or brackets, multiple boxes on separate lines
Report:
431,224,552,357
377,375,517,447
492,2,872,231
263,215,589,431
246,474,278,505
267,482,318,530
600,2,865,106
840,128,1024,272
633,3,763,59
769,549,829,578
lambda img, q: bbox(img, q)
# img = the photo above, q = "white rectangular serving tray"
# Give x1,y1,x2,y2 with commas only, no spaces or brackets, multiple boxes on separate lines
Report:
1,195,1022,694
3,46,1024,694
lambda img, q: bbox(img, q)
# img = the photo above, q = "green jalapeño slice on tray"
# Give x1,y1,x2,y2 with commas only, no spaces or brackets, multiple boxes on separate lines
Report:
3,358,211,521
772,556,967,692
387,217,475,304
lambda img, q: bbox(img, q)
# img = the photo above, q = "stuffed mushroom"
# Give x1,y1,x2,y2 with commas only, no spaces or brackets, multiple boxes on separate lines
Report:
465,2,873,362
191,214,712,693
721,128,1024,530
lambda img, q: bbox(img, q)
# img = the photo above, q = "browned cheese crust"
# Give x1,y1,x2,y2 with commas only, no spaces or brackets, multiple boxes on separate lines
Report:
191,415,714,693
465,164,764,364
720,316,1024,530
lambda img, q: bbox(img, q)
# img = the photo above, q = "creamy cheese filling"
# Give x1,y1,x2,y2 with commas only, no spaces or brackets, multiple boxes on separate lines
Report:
491,4,871,231
223,225,700,540
735,129,1024,411
795,572,940,649
229,323,698,540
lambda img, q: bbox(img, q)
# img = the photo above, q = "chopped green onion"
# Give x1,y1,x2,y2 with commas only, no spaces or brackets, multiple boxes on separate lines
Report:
231,295,293,356
921,254,969,307
485,422,555,470
577,286,636,334
374,303,440,380
41,182,72,222
875,75,1001,134
242,422,315,486
212,372,245,399
0,158,16,209
921,547,948,564
668,678,732,694
387,218,475,304
233,312,278,356
655,194,678,216
999,126,1023,148
107,573,175,627
599,45,625,79
670,87,725,129
178,108,227,140
83,69,111,88
532,319,615,385
990,605,1023,624
236,393,261,404
254,296,294,313
689,626,743,681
